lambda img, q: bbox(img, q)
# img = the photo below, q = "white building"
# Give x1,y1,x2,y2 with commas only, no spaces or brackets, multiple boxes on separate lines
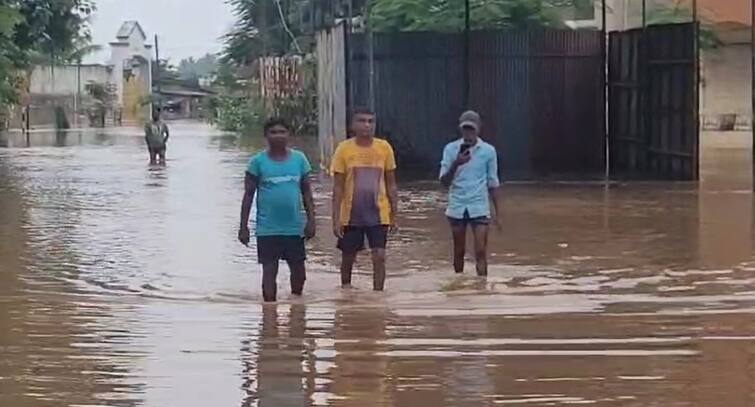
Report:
25,21,153,127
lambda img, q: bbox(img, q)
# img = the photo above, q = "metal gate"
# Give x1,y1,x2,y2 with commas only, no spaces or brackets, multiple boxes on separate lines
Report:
609,22,699,180
347,29,604,179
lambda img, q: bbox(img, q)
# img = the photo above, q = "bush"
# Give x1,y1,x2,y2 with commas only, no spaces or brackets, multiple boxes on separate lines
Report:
209,95,266,133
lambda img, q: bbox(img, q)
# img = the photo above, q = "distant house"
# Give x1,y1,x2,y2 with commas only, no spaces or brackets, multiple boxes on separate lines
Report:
109,21,153,124
19,20,154,129
582,0,753,130
157,82,214,120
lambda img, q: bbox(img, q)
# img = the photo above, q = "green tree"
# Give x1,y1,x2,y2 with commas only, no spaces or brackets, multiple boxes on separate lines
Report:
0,0,95,111
369,0,564,32
646,1,720,49
178,53,218,81
0,3,23,107
222,0,311,65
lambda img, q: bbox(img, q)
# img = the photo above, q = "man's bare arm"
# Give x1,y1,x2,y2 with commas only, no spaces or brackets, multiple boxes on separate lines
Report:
332,173,345,238
489,187,501,219
239,172,258,244
440,162,461,188
385,170,398,227
301,175,316,238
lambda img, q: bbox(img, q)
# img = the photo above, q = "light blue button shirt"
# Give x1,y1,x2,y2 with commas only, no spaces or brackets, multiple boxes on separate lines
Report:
439,138,500,219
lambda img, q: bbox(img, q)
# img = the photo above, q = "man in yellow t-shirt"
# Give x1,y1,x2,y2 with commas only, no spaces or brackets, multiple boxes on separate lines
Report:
331,107,398,291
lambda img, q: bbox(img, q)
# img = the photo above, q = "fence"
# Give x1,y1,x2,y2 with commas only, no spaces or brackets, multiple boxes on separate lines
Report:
345,29,604,179
317,23,699,180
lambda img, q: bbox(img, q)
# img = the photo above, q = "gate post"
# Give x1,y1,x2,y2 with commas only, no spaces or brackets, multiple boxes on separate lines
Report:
463,0,471,109
751,0,755,189
601,0,608,181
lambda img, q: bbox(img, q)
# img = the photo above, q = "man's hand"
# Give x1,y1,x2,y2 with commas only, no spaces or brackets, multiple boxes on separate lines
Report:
389,215,399,234
491,215,503,231
304,219,316,240
454,150,472,166
333,221,344,239
238,225,250,246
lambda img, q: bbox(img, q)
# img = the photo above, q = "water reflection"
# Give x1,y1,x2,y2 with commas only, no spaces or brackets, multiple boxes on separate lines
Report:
242,304,313,407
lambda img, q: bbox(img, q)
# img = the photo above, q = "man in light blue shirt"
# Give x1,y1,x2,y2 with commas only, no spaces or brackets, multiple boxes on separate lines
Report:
440,110,501,276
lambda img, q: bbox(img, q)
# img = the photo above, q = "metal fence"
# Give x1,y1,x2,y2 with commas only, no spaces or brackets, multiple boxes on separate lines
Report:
346,29,604,179
317,23,699,181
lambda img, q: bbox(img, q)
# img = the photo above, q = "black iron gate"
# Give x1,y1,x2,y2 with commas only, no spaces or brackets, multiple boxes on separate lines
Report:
609,22,699,180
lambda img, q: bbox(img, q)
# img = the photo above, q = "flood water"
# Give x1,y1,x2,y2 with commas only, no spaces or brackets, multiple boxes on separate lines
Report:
2,123,755,406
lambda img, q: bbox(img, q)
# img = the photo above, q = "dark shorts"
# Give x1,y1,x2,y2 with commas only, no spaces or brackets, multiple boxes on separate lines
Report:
337,225,389,254
257,236,306,264
448,210,490,227
148,145,166,154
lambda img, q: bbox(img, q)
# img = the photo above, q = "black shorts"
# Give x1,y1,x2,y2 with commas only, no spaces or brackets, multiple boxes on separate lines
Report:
448,210,490,227
257,236,306,264
148,145,166,154
337,225,389,254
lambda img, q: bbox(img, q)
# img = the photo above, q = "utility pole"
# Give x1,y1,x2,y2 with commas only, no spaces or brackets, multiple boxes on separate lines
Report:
751,0,755,188
154,35,161,95
642,0,647,28
463,0,470,108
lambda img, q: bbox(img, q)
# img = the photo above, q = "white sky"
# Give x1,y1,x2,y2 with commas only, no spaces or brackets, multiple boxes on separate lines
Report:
86,0,235,63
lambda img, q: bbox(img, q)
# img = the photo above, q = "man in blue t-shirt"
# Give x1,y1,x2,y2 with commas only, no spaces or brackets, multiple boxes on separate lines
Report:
238,118,316,302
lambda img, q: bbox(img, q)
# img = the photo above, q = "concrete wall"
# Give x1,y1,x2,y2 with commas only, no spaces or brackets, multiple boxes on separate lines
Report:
29,65,112,95
701,44,752,125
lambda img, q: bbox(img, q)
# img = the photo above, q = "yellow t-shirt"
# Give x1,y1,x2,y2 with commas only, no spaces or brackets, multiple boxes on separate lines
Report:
331,137,397,226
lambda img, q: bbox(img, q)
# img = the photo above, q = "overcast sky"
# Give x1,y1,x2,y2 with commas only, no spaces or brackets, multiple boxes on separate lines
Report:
86,0,235,63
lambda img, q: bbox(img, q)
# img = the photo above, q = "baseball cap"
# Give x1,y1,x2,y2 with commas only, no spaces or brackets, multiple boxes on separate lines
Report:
458,110,481,131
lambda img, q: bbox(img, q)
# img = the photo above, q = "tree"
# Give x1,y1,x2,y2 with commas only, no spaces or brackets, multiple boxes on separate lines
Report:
369,0,564,32
178,53,218,81
222,0,311,66
13,0,96,64
0,4,23,107
646,1,720,49
0,0,95,111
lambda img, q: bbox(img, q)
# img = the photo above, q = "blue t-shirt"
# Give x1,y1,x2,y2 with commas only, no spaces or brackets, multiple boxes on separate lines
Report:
247,149,312,237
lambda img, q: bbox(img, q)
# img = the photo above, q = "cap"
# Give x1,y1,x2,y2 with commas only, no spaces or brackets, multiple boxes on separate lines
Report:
458,110,481,131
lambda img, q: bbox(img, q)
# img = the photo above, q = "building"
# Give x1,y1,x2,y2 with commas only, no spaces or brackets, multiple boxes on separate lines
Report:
108,21,153,125
158,83,214,120
587,0,752,130
15,21,153,129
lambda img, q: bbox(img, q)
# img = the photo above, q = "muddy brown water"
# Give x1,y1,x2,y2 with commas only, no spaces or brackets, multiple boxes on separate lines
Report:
2,123,755,406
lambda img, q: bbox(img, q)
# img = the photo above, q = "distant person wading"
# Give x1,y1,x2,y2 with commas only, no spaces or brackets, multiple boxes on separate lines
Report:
144,107,170,165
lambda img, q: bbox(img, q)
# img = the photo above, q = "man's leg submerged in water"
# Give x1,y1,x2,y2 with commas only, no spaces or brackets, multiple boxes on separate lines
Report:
340,252,356,287
450,223,467,274
287,260,306,296
471,223,489,277
371,248,386,291
148,147,157,165
261,261,279,302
